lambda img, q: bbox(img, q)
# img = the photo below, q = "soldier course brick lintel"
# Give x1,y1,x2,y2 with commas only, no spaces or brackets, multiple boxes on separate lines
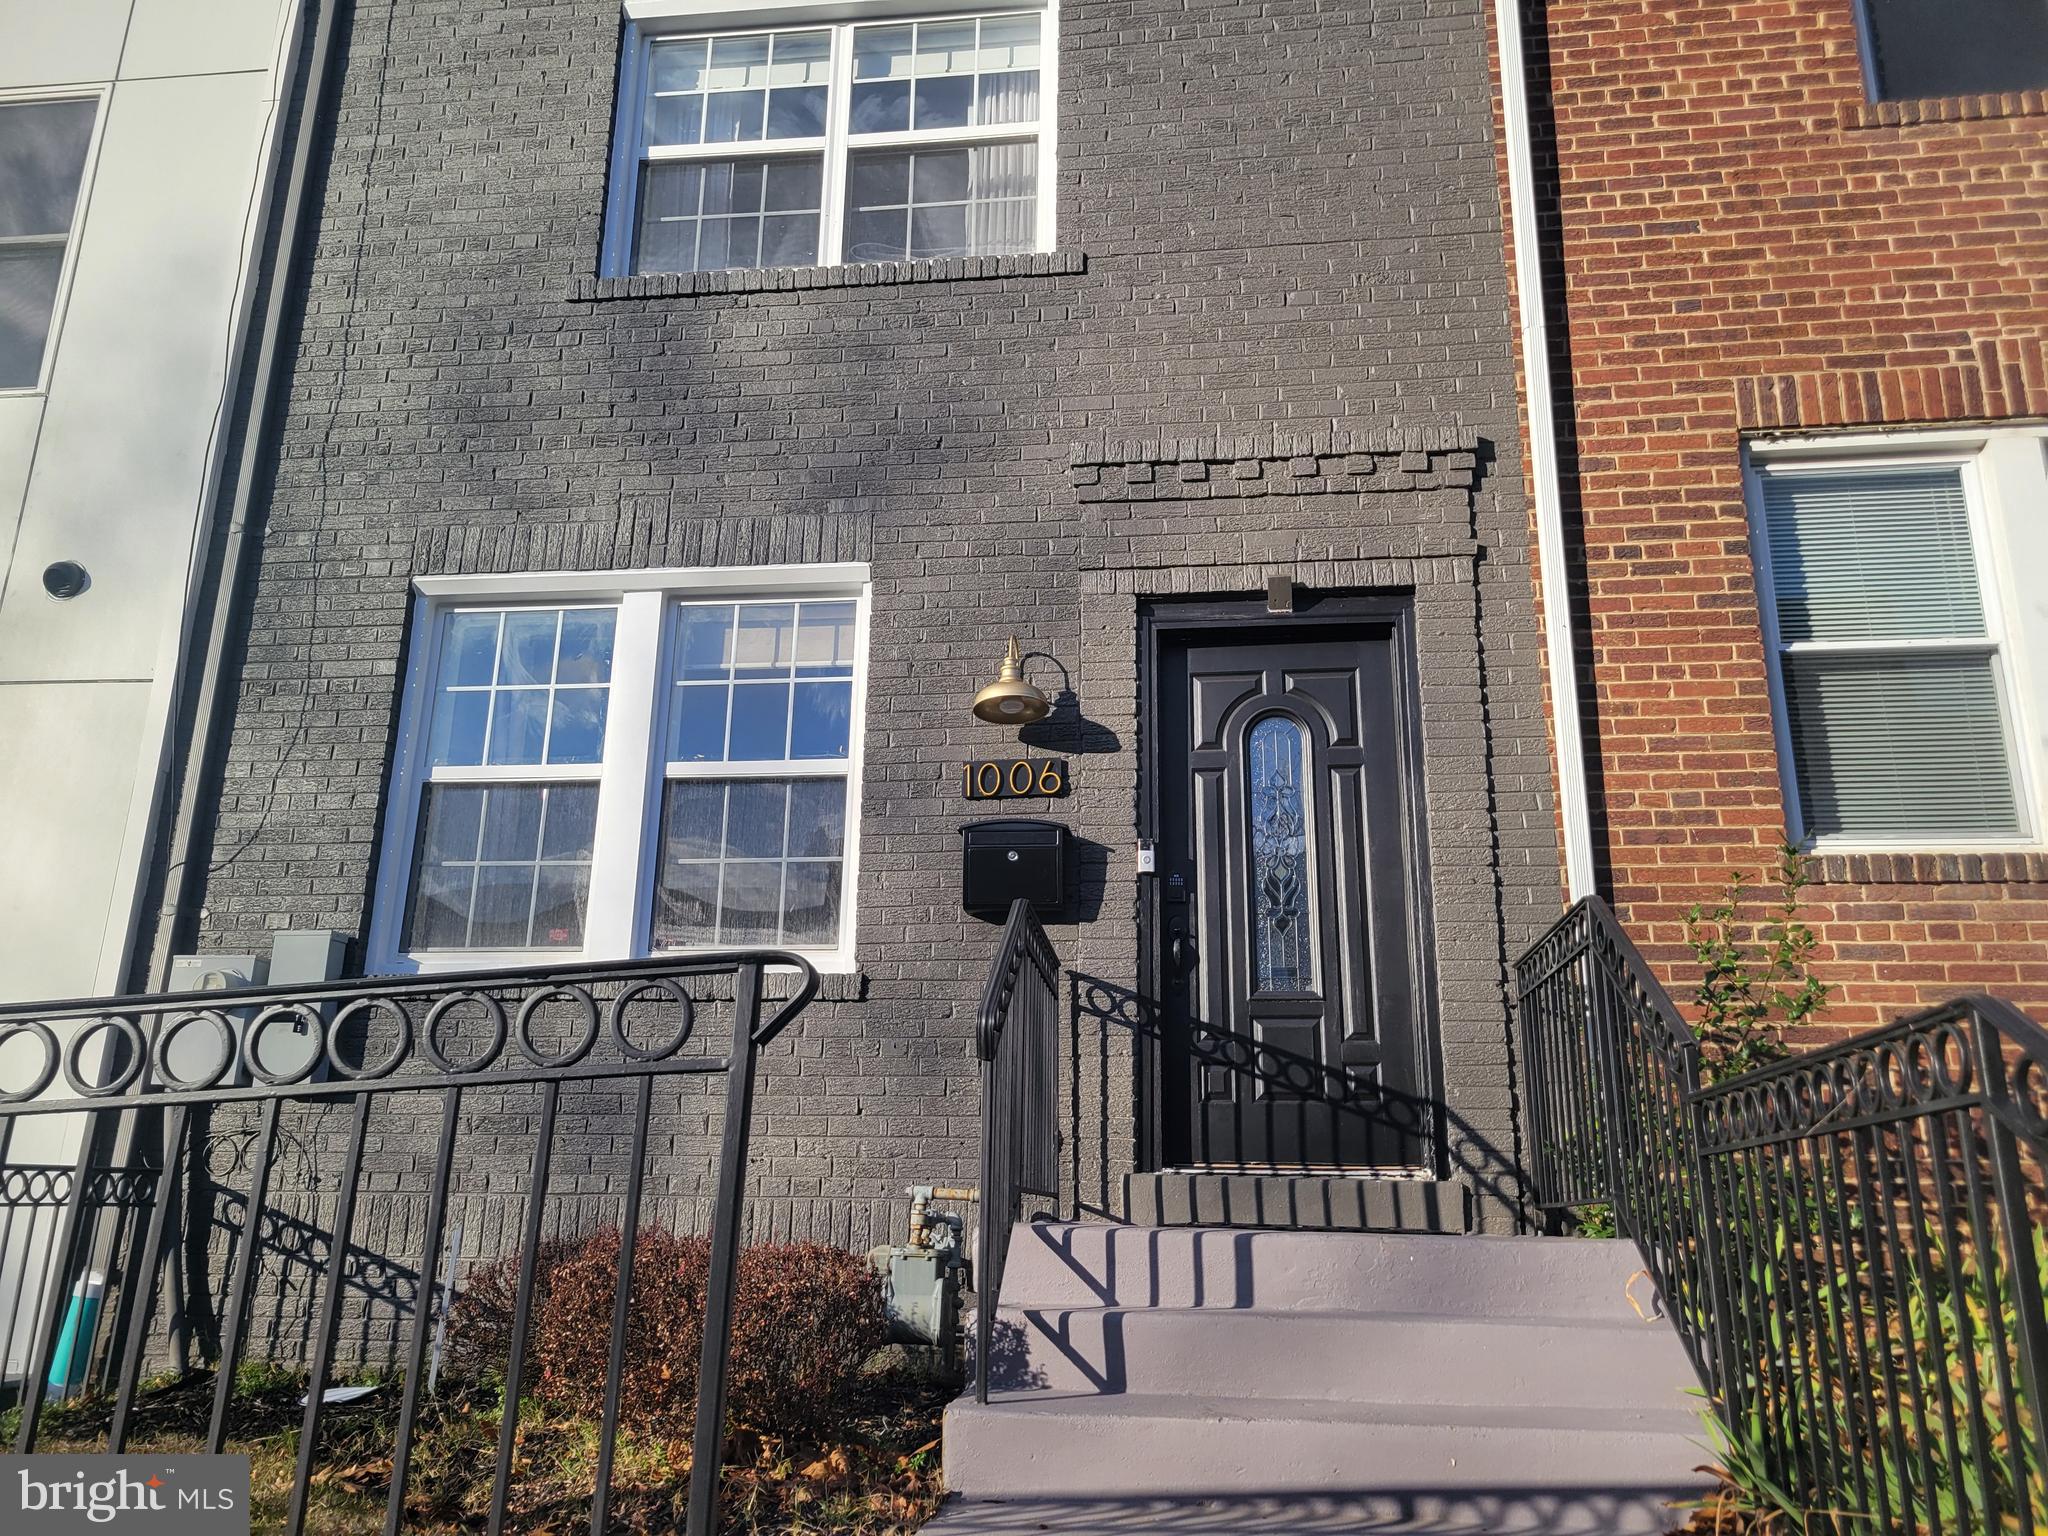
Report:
1734,342,2048,431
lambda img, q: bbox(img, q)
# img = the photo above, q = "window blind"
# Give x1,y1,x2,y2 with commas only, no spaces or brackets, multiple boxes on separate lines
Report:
1759,464,2022,843
1781,653,2019,840
1761,467,1982,643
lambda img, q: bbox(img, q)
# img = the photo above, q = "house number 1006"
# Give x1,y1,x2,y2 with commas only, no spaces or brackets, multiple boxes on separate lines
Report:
962,759,1069,799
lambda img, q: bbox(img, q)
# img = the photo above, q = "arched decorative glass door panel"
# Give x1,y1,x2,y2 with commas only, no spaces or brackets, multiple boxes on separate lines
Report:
1247,713,1316,994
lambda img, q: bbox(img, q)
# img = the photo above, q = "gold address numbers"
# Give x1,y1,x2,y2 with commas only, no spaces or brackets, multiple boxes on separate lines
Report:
961,759,1069,799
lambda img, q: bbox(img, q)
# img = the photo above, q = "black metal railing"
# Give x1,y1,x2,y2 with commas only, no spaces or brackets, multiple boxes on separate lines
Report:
1517,896,2048,1533
975,899,1060,1404
0,1162,160,1405
0,951,816,1536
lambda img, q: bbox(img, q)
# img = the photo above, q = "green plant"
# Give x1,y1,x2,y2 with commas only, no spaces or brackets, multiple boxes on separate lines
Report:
1698,1409,1814,1525
1698,1199,2048,1534
1568,1200,1616,1238
1682,1409,1867,1534
234,1356,304,1398
1684,839,1828,1084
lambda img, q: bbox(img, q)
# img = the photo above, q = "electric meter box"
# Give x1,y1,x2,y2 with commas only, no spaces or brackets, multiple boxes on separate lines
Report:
960,818,1069,915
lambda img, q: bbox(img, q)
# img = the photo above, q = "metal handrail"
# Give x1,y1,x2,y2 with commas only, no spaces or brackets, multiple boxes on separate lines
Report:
974,899,1060,1404
1516,896,2048,1531
0,950,817,1536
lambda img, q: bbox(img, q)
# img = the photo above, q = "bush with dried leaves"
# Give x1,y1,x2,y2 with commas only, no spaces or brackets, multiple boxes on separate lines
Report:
451,1227,887,1443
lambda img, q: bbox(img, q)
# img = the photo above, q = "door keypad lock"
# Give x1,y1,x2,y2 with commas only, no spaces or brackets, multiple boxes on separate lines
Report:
1164,873,1193,988
1165,871,1195,987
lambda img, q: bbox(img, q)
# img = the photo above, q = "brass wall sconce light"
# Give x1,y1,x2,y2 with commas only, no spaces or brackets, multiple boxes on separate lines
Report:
971,637,1051,724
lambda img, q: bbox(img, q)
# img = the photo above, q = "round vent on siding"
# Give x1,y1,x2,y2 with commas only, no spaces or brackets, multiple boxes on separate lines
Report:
42,561,90,600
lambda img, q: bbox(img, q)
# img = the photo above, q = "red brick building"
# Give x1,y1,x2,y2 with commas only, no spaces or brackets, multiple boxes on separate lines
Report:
1503,0,2048,1028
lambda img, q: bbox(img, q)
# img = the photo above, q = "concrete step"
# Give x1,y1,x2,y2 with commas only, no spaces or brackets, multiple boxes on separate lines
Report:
996,1221,1660,1320
984,1305,1698,1409
943,1390,1706,1514
947,1223,1715,1529
1126,1171,1470,1232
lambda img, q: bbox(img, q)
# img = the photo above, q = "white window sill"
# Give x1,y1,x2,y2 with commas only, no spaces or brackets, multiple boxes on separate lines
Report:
366,953,866,1002
570,249,1084,302
378,950,855,973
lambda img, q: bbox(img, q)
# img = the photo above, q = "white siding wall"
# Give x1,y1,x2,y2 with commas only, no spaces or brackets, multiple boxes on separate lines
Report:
0,0,297,1182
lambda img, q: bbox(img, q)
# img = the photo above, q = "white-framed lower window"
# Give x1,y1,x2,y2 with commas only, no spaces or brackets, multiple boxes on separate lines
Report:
602,1,1056,277
369,564,869,973
1744,426,2048,851
654,596,857,948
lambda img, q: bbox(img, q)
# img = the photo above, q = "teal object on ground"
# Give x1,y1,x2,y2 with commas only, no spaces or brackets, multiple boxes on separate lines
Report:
45,1270,105,1397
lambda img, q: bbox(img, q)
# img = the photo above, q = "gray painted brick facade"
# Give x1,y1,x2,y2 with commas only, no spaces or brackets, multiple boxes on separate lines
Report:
189,0,1561,1293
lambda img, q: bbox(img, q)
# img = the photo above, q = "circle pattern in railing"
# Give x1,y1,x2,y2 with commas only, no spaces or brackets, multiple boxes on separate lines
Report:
2012,1052,2048,1138
422,992,507,1075
62,1015,147,1098
0,1164,71,1203
0,1163,159,1207
1698,1007,2023,1151
516,984,600,1069
247,1002,331,1086
0,1020,62,1104
608,977,695,1061
0,970,734,1105
153,1009,240,1092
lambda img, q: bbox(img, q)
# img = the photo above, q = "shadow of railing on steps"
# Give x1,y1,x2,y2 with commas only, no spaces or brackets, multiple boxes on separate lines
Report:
928,1486,1707,1534
1070,973,1531,1224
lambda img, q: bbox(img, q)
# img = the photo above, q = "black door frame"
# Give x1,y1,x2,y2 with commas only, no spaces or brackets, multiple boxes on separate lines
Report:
1135,592,1445,1176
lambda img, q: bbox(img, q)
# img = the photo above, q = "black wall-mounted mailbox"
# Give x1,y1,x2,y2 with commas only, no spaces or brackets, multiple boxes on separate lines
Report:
960,818,1069,915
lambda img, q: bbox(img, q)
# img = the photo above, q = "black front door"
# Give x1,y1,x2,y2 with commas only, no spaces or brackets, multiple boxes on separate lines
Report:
1155,617,1430,1169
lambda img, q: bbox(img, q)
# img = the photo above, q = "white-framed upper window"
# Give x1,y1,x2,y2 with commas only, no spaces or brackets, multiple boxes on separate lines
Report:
0,93,101,392
370,565,869,973
1745,427,2048,851
602,2,1055,276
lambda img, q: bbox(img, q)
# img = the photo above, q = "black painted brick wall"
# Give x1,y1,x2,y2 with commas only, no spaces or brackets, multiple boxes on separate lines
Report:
189,0,1561,1317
